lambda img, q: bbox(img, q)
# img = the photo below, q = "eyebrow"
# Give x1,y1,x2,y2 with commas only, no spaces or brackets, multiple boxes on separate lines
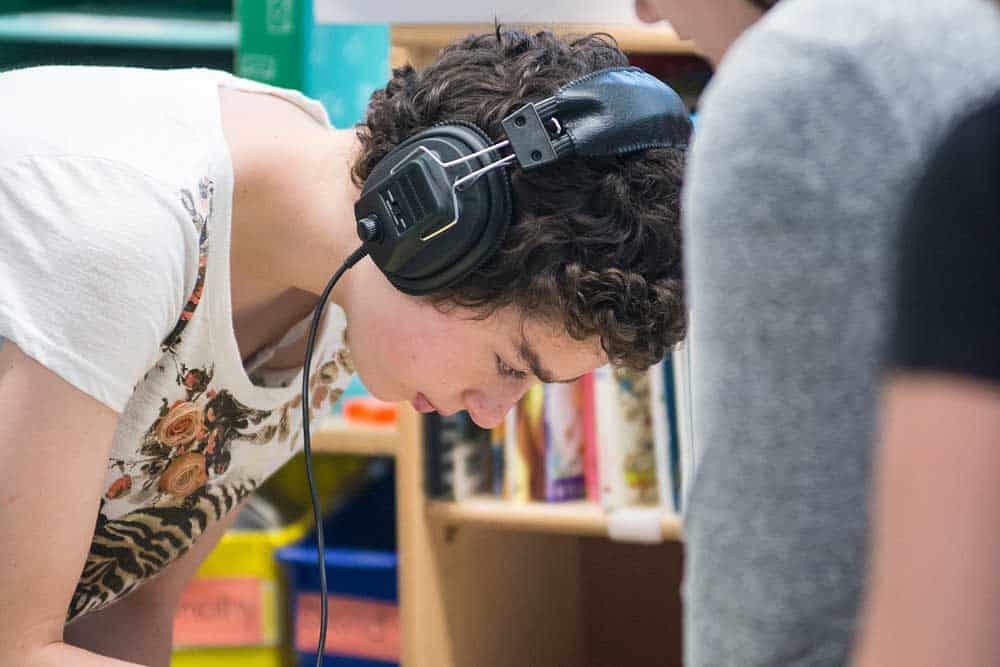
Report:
517,336,583,385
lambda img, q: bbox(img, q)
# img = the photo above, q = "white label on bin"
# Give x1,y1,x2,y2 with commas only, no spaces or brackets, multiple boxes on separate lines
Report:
295,593,400,661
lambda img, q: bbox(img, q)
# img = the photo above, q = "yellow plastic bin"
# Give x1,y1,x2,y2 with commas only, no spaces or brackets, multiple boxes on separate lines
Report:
171,454,368,667
170,518,310,667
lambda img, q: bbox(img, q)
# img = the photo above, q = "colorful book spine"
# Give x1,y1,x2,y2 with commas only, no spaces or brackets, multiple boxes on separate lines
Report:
489,419,505,498
672,339,695,511
451,413,490,501
647,358,678,513
579,372,599,502
542,382,586,502
519,384,547,500
661,355,682,511
422,413,451,499
503,403,529,502
615,368,659,506
594,365,625,510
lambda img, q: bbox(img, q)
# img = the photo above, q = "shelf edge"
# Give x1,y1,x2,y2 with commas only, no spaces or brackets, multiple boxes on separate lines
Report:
0,11,237,50
309,417,398,457
426,497,684,542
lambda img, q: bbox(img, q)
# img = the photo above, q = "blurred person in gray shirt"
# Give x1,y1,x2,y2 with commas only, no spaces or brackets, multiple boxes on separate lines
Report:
632,0,1000,665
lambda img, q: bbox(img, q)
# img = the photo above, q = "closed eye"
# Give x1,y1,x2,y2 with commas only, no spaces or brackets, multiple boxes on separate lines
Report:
495,354,529,381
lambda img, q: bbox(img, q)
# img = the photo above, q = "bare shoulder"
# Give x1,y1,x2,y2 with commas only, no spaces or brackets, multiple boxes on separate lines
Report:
217,85,327,186
217,85,324,135
0,338,118,430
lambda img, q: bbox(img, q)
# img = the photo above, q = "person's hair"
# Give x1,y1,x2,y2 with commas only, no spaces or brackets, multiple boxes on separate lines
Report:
352,28,685,370
747,0,781,9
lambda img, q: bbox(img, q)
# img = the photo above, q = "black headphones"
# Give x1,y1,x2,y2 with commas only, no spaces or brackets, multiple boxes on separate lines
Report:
354,66,692,295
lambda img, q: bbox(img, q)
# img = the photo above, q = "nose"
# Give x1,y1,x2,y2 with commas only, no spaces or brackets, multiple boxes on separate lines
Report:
461,384,527,430
634,0,662,23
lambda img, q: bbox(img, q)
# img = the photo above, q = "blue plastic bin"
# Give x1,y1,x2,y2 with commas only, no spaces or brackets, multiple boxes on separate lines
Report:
277,461,399,667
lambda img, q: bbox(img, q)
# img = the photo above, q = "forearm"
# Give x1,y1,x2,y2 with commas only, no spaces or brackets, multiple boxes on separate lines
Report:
62,493,248,667
0,343,142,667
64,594,176,667
25,641,146,667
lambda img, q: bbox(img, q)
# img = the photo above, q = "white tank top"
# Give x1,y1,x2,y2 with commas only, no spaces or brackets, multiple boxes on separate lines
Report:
0,66,354,622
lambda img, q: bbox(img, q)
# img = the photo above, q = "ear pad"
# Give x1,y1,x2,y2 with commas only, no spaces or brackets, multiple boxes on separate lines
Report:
357,122,512,295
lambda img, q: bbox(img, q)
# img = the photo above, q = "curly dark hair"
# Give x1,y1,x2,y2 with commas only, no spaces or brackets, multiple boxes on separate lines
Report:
353,29,685,370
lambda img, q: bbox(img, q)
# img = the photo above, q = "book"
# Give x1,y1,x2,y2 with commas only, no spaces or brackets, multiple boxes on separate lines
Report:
615,367,659,507
594,364,626,510
672,339,696,511
578,372,599,502
648,357,680,513
518,384,547,501
662,357,682,511
422,412,450,499
503,402,529,502
489,418,505,497
594,364,665,510
542,381,586,502
451,413,490,501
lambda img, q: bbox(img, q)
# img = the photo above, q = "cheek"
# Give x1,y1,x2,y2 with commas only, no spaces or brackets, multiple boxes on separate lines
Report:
400,317,464,380
342,307,412,401
344,300,457,402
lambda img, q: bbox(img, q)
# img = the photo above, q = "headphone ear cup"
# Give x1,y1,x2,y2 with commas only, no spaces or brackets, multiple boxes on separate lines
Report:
359,121,513,295
444,121,514,284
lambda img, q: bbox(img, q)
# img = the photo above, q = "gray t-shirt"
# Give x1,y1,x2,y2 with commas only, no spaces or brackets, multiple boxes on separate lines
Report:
681,1,1000,665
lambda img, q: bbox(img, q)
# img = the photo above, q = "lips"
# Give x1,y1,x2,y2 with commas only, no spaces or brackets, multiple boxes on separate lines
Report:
412,392,437,413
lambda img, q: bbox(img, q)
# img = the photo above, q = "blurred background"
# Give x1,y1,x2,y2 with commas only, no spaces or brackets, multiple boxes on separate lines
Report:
0,1,711,125
0,2,710,665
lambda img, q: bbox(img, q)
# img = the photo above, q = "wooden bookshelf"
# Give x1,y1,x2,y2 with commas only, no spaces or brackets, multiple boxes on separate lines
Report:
394,403,685,666
309,416,398,457
427,497,684,540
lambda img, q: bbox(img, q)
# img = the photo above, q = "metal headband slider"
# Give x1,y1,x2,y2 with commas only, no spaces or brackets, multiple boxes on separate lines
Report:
501,103,559,170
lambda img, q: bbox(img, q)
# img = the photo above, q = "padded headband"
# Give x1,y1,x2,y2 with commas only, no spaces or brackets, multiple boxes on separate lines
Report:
355,66,692,295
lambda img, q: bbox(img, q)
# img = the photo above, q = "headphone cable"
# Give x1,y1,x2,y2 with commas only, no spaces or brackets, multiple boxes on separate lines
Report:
301,244,369,667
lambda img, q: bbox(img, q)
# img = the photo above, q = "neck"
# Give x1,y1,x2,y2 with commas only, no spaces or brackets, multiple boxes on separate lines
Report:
236,126,365,311
670,1,764,67
302,128,366,309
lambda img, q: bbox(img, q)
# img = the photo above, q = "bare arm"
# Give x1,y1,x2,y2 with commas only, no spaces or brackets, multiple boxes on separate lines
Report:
63,493,247,666
0,341,144,665
853,373,1000,667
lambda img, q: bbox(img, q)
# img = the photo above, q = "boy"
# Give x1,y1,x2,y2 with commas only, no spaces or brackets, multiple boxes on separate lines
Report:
0,29,686,665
